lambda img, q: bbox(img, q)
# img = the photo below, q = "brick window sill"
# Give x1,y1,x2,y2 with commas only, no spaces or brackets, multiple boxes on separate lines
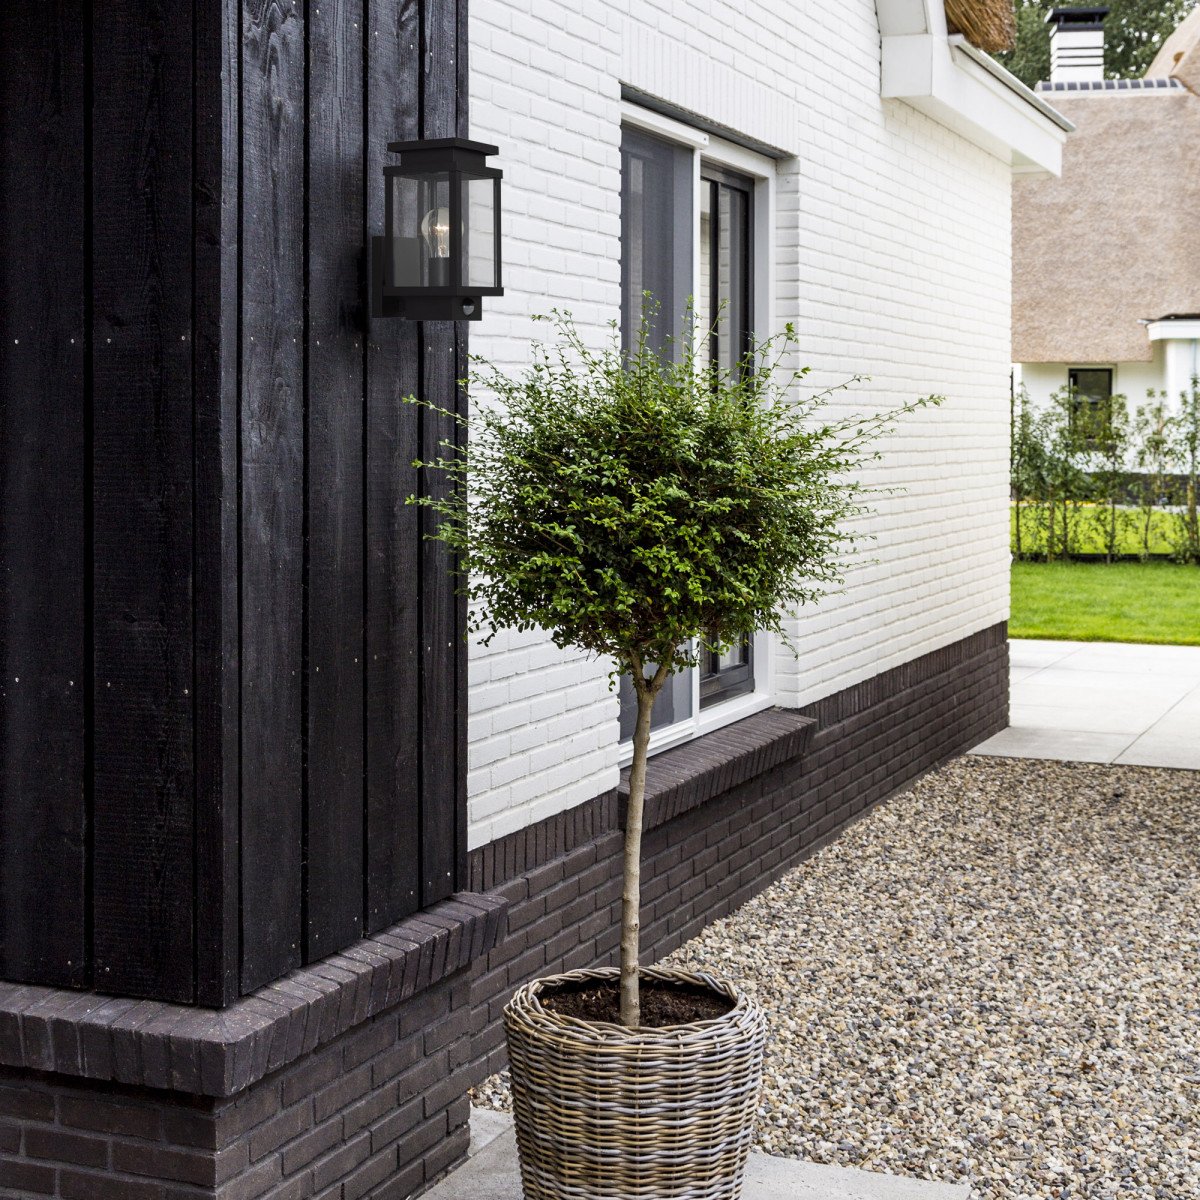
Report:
0,892,506,1097
618,707,816,832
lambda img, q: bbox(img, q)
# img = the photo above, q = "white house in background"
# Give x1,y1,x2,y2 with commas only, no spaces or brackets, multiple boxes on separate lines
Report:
461,0,1068,851
1012,6,1200,417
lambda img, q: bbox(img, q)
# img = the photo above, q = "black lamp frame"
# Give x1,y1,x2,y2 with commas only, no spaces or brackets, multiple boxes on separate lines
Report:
371,137,503,322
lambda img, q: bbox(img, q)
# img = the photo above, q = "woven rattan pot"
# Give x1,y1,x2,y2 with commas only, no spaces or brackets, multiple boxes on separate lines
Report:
504,966,766,1200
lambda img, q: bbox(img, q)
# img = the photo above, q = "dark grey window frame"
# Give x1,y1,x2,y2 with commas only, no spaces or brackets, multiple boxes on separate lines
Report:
1067,366,1113,444
698,163,756,710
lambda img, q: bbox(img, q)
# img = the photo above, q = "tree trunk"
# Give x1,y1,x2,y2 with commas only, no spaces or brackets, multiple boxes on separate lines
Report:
620,661,667,1028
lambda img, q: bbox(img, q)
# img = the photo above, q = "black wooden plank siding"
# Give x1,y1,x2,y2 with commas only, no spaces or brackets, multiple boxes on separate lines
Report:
418,0,461,911
89,0,198,1002
192,0,244,1009
304,0,367,960
239,0,307,995
364,0,423,934
0,0,469,1006
0,1,89,989
454,0,472,894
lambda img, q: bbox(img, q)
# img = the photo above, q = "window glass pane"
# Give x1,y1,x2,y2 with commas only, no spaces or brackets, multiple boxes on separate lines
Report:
1068,368,1113,442
618,126,695,744
1069,368,1112,402
718,185,748,372
463,175,497,289
618,665,693,744
699,180,715,370
620,128,692,357
700,637,754,707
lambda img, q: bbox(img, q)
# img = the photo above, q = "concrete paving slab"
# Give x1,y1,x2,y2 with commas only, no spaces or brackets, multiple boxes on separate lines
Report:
970,726,1134,764
970,640,1200,769
744,1151,970,1199
1017,668,1195,703
1048,644,1200,678
1115,744,1200,769
1009,640,1078,669
427,1121,970,1200
1009,702,1175,736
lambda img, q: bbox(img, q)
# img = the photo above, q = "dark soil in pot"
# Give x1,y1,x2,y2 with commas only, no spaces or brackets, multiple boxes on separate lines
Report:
540,976,734,1026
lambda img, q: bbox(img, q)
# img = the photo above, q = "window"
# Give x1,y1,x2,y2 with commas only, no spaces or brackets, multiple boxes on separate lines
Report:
616,112,774,755
620,128,692,359
698,167,752,377
1067,367,1113,444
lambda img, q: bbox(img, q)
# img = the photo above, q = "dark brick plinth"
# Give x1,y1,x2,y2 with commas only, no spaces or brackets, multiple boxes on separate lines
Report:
0,895,506,1199
618,708,817,831
467,624,1009,1081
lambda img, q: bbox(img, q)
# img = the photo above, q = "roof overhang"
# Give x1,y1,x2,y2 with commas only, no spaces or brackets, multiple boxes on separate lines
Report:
876,0,1073,175
1146,317,1200,342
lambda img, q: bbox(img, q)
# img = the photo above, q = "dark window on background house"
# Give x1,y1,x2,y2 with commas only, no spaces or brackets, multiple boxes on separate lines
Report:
617,126,758,743
1068,367,1113,443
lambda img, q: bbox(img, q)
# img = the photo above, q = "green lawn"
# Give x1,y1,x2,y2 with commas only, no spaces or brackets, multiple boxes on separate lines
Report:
1011,561,1200,646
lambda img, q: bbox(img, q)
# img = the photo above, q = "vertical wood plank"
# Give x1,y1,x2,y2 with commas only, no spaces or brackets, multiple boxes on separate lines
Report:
364,0,422,932
90,0,197,1002
304,0,366,959
240,0,305,992
453,0,470,891
0,0,88,989
419,0,460,907
193,0,243,1006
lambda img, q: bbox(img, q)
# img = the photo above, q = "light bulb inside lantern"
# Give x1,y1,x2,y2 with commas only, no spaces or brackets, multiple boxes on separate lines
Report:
420,207,451,259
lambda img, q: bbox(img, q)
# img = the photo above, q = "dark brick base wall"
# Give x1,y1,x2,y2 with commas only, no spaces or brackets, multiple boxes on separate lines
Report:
467,623,1008,1081
0,973,474,1200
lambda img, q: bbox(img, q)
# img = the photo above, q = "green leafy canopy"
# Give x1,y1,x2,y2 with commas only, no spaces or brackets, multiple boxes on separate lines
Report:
408,309,940,686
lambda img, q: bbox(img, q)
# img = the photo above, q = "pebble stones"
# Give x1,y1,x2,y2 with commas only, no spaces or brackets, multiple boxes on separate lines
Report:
473,756,1199,1200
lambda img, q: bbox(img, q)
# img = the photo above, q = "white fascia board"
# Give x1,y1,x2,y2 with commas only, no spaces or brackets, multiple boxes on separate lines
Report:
1147,319,1200,341
880,32,1072,175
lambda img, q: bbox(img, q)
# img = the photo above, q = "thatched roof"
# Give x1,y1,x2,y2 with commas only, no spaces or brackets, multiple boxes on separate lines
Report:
944,0,1017,54
1145,6,1200,93
1012,88,1200,363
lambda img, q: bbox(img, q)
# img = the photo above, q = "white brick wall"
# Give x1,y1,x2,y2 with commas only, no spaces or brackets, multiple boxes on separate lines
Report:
465,0,1014,847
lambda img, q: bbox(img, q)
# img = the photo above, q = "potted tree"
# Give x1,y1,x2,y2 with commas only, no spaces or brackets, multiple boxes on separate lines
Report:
413,311,934,1199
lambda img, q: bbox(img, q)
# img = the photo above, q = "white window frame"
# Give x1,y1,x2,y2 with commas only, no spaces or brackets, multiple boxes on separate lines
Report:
617,102,779,766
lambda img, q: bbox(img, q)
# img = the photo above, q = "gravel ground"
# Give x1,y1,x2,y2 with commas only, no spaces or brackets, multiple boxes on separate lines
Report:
472,755,1199,1200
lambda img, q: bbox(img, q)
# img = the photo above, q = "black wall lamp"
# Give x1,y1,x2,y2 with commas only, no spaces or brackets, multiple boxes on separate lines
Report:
372,138,503,322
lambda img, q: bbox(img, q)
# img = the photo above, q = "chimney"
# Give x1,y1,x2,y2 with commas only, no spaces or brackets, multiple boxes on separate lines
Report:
1047,7,1109,84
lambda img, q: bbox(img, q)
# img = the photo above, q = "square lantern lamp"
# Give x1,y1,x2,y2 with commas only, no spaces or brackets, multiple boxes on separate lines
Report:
372,138,503,322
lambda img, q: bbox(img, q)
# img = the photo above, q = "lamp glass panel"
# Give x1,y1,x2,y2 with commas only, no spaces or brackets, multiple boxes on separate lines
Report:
463,175,498,289
390,171,451,287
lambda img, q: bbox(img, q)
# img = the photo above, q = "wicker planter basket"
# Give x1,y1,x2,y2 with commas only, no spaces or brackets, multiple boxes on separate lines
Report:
503,966,767,1200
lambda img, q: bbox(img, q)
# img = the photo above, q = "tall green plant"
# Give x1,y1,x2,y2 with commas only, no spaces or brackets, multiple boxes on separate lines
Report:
1173,376,1200,564
1088,391,1132,563
1046,385,1092,560
411,310,937,1027
1133,394,1176,560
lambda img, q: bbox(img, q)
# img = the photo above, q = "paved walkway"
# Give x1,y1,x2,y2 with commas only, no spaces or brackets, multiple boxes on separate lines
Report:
970,638,1200,768
426,1111,969,1200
